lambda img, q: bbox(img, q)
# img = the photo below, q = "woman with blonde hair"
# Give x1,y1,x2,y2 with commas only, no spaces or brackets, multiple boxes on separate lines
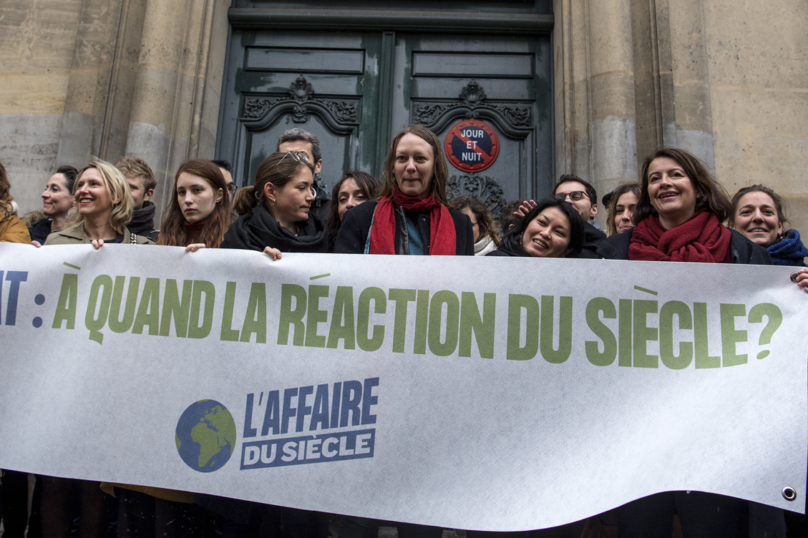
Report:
45,159,152,247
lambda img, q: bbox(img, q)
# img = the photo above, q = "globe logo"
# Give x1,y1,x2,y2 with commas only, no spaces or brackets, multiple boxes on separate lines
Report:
175,400,237,473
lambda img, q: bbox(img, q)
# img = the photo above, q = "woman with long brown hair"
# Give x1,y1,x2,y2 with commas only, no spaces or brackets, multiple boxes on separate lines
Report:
334,124,473,256
156,159,233,250
597,147,783,536
326,170,381,251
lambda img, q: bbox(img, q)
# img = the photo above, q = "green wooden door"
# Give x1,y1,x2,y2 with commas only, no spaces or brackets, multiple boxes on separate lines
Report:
216,30,386,192
217,26,553,217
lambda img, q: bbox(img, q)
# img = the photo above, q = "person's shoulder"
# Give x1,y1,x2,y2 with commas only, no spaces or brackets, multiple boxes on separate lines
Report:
0,214,31,244
597,228,633,260
486,248,515,257
123,227,154,245
729,229,772,265
346,200,378,222
585,221,607,241
44,222,86,245
21,210,47,228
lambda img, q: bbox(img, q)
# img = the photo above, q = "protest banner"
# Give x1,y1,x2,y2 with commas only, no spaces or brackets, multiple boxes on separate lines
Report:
0,243,805,530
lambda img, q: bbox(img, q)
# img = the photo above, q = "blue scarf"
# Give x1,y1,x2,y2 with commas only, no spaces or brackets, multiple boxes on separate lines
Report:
768,229,808,266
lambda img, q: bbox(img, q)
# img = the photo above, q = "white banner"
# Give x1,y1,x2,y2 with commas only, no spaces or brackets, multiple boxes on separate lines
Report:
0,243,805,530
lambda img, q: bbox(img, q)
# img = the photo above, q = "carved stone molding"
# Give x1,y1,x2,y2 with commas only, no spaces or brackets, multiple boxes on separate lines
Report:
412,80,532,137
448,175,506,219
241,75,359,128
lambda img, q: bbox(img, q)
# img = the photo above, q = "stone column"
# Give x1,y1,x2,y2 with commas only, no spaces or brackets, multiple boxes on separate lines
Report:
657,0,715,170
586,0,639,205
124,0,230,219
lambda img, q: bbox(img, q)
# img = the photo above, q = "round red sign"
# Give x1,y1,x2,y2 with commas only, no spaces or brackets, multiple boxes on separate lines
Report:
444,120,500,173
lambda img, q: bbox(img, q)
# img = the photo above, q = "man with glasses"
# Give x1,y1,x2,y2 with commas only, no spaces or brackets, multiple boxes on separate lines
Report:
553,174,606,258
276,128,331,223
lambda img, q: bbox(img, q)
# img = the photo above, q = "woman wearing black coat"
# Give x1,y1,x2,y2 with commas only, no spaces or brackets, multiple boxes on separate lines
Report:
334,125,471,538
335,124,473,256
221,151,328,255
597,147,783,538
487,197,585,259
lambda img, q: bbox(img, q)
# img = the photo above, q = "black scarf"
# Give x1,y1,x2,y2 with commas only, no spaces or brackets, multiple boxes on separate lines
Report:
491,225,530,257
220,203,328,253
128,201,156,236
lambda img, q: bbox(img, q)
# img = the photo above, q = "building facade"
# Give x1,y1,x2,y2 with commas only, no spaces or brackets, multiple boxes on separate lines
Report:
1,0,806,232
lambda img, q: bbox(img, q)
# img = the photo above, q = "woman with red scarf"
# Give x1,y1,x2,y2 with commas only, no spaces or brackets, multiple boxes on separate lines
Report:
598,147,770,264
334,124,474,256
598,148,782,537
334,125,471,538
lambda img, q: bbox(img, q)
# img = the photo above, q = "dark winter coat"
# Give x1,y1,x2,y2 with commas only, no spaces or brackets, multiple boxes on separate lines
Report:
220,203,328,253
334,200,474,256
596,227,772,265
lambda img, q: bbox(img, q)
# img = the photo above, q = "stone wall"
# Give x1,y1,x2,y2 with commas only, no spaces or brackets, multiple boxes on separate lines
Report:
2,0,806,236
553,0,808,233
0,0,231,222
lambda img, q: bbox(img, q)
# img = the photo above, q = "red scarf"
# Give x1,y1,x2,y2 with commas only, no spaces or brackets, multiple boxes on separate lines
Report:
185,220,206,244
629,211,732,263
369,191,456,255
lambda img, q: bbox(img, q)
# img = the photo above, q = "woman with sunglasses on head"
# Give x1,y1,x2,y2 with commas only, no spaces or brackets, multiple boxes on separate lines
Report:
156,159,233,250
728,185,808,291
213,150,327,538
597,148,787,537
326,170,380,251
221,151,327,255
335,124,473,256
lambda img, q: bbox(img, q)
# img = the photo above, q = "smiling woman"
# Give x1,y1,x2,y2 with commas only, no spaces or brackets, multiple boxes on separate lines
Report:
598,147,770,265
488,197,584,258
44,159,152,248
728,184,808,289
595,147,793,535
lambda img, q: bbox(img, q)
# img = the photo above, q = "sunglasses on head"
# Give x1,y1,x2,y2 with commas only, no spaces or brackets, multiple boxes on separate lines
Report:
279,151,310,164
554,191,589,202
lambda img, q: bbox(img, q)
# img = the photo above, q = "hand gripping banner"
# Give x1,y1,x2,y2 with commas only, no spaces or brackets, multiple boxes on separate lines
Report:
0,243,805,531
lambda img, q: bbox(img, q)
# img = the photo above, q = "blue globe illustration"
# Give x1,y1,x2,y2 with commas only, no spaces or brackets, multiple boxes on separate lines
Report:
175,400,237,473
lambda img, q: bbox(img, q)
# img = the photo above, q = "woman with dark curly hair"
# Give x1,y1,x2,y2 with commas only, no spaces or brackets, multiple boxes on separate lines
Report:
326,170,380,251
487,197,584,259
448,195,501,255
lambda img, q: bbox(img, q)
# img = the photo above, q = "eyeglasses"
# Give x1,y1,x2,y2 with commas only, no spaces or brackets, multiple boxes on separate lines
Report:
279,151,310,164
226,183,237,195
554,191,589,202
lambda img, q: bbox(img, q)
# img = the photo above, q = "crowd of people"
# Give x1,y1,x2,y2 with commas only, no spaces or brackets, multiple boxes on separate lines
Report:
1,123,807,538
